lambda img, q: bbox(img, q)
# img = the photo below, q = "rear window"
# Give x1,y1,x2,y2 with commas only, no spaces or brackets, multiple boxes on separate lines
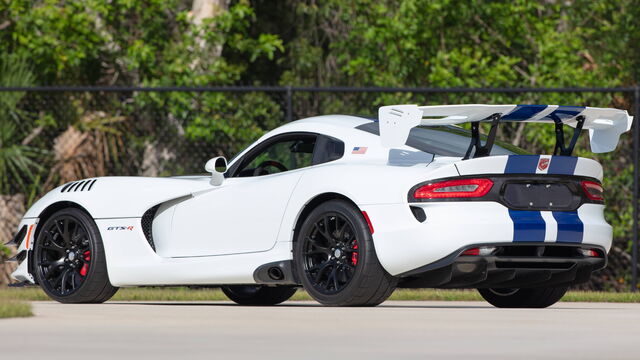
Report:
356,122,529,157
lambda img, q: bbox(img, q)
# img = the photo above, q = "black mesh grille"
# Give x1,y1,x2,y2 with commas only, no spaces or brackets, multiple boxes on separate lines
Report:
141,205,160,251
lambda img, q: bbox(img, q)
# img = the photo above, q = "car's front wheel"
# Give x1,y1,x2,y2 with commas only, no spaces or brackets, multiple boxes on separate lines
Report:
478,286,568,308
294,200,397,306
33,208,118,303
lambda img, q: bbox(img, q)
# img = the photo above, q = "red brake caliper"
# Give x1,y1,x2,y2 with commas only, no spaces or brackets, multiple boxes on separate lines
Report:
80,251,91,276
351,244,358,266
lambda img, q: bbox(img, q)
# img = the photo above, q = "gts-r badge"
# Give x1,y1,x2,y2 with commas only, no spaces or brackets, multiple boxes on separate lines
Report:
107,226,134,231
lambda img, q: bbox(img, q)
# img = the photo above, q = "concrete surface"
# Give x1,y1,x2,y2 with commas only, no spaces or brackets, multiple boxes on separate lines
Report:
1,300,639,359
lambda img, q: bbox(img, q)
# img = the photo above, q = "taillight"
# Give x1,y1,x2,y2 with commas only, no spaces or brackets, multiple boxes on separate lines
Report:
461,246,497,256
414,178,493,199
581,181,604,201
578,248,602,257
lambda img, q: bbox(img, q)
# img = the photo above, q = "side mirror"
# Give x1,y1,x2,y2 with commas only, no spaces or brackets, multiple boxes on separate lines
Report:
205,156,227,186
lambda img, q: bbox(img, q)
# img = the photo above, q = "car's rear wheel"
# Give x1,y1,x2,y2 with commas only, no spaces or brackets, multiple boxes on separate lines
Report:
478,286,568,308
33,208,118,303
221,285,297,305
294,200,397,306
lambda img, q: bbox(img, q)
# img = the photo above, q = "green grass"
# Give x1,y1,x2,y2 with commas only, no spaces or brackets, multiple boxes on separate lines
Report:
0,301,33,319
2,286,640,303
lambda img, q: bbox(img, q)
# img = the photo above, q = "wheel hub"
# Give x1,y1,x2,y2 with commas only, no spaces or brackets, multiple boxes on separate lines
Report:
333,248,343,258
67,251,76,261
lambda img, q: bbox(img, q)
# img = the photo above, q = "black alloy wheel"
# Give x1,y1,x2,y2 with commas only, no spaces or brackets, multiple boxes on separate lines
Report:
301,212,359,294
33,208,118,303
294,200,397,306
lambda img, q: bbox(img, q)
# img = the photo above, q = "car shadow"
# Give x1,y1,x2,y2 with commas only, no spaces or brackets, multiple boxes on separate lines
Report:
105,301,495,309
100,301,626,310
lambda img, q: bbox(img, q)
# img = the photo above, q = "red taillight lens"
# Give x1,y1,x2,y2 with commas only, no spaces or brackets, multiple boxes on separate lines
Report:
461,246,496,256
461,248,480,256
414,178,494,199
581,181,604,201
578,248,602,257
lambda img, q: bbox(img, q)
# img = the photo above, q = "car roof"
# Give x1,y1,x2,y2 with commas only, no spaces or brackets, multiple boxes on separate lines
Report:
271,115,372,135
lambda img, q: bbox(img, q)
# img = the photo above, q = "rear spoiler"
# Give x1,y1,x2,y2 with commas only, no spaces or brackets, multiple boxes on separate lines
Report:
378,104,633,155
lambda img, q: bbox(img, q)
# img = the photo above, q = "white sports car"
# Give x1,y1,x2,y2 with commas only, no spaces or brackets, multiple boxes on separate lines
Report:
8,104,632,307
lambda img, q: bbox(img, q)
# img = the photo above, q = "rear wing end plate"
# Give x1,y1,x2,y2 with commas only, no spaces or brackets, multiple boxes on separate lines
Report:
379,104,633,154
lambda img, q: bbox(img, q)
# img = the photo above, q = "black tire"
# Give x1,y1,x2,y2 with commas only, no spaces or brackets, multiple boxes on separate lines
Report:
33,208,118,303
293,199,397,306
221,285,297,305
478,286,568,308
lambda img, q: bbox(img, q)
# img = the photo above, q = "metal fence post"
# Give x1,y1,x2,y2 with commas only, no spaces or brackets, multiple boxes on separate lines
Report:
286,85,293,122
633,86,640,292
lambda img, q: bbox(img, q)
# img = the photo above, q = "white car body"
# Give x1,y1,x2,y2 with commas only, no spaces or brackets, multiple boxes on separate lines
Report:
10,104,632,290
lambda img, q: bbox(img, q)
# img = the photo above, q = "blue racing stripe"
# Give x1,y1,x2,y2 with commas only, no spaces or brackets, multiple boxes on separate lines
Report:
501,105,548,121
509,209,546,242
542,106,585,121
547,156,578,175
552,211,584,243
504,155,540,174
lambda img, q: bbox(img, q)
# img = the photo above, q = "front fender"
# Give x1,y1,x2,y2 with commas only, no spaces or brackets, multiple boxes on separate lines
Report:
24,176,212,219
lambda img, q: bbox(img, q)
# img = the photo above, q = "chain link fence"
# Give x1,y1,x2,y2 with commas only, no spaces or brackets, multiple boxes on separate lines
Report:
0,86,638,290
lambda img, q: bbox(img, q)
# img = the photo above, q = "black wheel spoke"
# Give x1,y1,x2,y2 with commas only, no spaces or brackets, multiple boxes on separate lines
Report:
314,223,334,246
62,219,71,247
41,244,64,253
303,212,359,295
328,267,338,291
307,250,330,256
73,271,82,287
60,268,71,293
44,266,59,279
52,270,65,288
72,227,87,244
337,222,348,239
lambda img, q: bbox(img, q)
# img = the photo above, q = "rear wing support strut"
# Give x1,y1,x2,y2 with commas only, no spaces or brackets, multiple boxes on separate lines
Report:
464,112,587,159
554,115,585,156
463,113,502,160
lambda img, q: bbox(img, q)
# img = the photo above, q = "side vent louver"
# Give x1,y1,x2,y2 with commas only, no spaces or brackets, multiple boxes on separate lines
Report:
141,205,160,252
7,250,27,263
60,179,97,193
5,225,27,247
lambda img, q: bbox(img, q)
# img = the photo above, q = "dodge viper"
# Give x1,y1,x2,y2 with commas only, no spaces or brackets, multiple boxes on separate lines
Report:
8,104,632,307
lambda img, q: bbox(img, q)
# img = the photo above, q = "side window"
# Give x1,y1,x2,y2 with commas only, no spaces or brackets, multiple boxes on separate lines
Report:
312,135,345,165
235,135,317,177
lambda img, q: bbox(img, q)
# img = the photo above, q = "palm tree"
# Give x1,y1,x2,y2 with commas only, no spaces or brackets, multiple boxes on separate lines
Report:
0,55,42,286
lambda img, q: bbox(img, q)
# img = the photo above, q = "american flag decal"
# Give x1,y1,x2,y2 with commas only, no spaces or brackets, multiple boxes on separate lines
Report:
352,147,367,154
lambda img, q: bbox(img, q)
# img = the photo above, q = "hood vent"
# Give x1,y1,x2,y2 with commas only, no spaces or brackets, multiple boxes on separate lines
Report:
60,179,97,193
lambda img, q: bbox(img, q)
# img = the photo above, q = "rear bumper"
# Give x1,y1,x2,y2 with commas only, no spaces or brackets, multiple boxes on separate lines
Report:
362,202,611,276
398,243,606,289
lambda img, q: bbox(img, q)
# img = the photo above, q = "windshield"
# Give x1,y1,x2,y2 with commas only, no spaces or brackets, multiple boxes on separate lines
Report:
355,122,529,157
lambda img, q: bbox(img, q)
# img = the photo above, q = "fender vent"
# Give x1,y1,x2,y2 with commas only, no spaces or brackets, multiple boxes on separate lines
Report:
6,250,27,263
5,225,27,247
141,205,160,252
60,179,97,193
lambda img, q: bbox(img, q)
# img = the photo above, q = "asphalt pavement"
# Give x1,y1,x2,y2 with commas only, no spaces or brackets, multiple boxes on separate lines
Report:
1,300,638,359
